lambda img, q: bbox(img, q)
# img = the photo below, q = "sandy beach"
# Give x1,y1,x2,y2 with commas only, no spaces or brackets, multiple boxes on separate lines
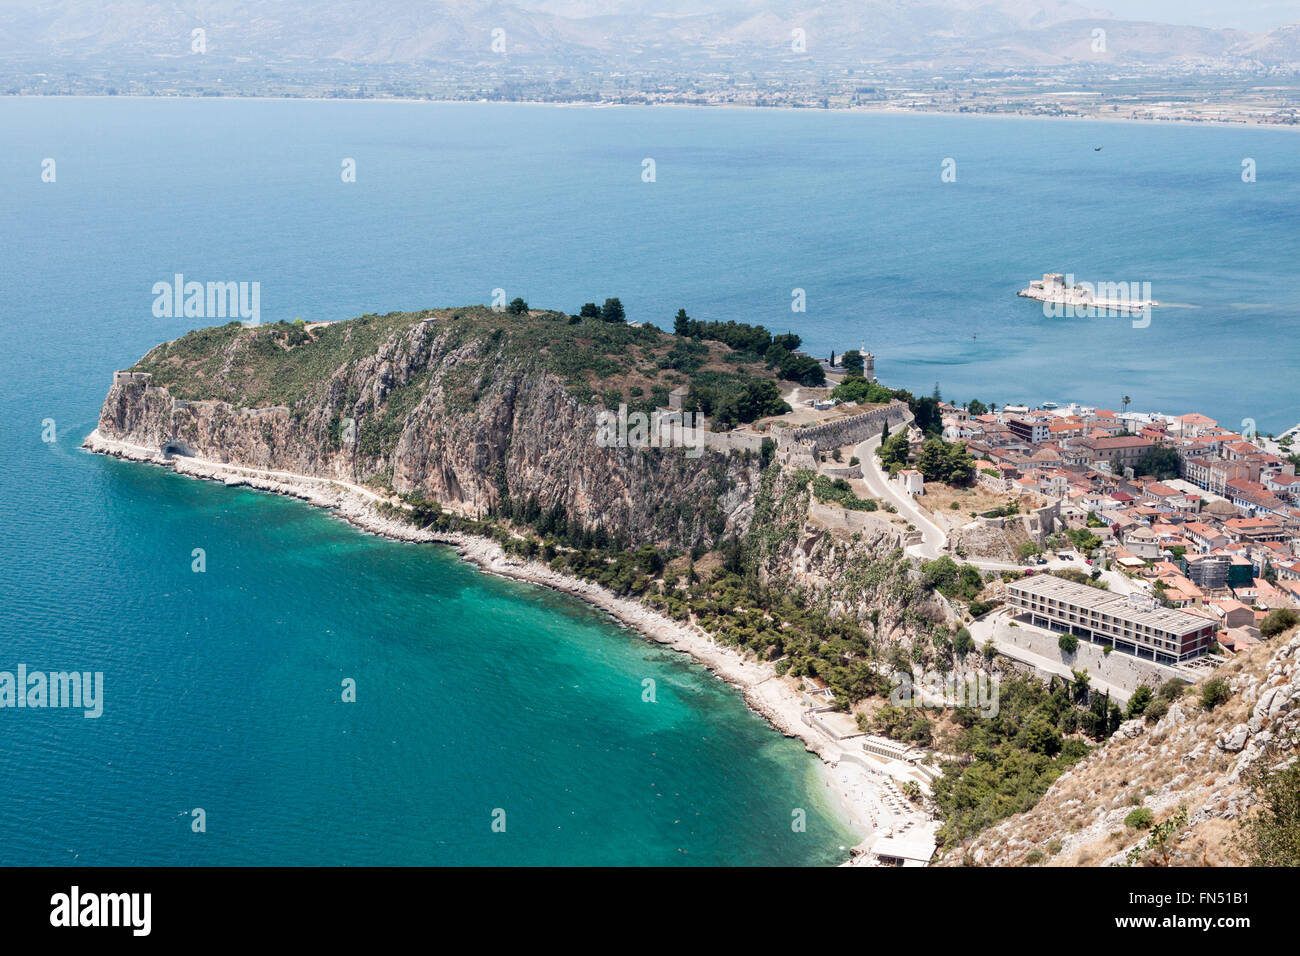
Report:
81,428,933,862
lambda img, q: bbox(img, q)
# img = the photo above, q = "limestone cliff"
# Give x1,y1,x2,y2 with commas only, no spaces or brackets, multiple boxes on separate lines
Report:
92,309,763,551
91,308,949,708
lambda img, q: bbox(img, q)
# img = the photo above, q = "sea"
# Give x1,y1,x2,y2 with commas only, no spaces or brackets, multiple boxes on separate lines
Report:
1,98,1297,865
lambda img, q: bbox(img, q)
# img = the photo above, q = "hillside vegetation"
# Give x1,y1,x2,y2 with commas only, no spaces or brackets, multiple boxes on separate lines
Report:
937,628,1300,866
130,307,788,421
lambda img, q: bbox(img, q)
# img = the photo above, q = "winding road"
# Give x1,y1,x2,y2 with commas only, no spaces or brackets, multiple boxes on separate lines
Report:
852,427,948,560
848,426,1147,589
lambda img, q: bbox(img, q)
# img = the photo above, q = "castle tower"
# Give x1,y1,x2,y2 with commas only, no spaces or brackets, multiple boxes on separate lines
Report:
863,351,875,383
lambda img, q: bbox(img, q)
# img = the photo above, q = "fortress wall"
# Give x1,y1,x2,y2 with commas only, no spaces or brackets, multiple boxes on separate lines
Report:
1026,498,1062,540
977,498,1061,543
821,464,863,479
706,430,765,455
648,422,767,456
774,432,818,456
784,401,911,457
977,473,1012,495
807,500,903,543
775,447,819,471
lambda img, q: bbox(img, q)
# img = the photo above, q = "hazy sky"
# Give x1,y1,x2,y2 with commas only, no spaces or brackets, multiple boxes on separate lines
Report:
1107,0,1300,31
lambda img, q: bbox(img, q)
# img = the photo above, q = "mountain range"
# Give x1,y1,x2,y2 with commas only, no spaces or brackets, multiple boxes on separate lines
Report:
2,0,1298,72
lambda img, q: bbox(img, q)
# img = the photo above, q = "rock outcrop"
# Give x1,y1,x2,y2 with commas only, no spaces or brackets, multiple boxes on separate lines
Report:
92,312,761,551
746,465,944,646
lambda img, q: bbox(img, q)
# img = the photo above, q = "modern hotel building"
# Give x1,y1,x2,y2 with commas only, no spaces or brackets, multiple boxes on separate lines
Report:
1005,574,1216,664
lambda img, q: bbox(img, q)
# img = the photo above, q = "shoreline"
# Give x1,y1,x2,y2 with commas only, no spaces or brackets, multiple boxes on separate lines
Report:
82,428,915,862
9,93,1300,133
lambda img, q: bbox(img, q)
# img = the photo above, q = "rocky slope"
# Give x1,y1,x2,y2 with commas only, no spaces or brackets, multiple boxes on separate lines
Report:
93,309,761,551
937,628,1300,866
747,464,948,646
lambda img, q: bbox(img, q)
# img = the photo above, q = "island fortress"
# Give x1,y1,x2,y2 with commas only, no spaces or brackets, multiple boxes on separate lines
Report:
1018,272,1158,316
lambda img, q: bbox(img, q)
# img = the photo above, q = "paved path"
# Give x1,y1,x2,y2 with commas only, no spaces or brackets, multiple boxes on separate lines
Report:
187,457,393,504
91,431,403,509
853,426,947,560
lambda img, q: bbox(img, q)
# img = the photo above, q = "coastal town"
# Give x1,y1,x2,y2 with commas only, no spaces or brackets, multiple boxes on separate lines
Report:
85,301,1300,871
942,398,1300,636
790,351,1300,657
729,347,1300,866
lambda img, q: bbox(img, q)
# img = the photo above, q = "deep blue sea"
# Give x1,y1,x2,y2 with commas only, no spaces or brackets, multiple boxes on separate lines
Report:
1,98,1297,865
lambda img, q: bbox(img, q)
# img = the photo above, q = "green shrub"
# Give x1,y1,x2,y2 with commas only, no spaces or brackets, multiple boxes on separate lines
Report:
811,474,877,511
1143,697,1169,723
1261,608,1300,638
1125,685,1153,719
1157,679,1185,702
1125,807,1154,830
1199,676,1231,711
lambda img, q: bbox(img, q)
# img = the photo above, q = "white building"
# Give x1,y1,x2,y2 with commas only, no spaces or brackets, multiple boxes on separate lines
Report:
868,823,940,867
896,469,925,496
1006,574,1217,664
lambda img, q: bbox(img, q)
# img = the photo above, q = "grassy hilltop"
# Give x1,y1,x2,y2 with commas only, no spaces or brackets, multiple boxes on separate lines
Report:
128,305,798,426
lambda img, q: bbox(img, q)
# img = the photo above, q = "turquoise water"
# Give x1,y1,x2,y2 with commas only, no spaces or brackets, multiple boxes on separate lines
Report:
1,451,855,865
2,98,1297,865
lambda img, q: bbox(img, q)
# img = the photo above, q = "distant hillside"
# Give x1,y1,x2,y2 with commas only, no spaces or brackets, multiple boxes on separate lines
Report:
1,0,1296,72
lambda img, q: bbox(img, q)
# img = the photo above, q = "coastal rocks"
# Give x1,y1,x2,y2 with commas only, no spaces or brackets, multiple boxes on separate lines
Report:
96,377,178,451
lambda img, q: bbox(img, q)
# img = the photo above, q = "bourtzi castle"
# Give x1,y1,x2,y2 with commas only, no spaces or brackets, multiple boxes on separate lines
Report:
1018,272,1158,316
